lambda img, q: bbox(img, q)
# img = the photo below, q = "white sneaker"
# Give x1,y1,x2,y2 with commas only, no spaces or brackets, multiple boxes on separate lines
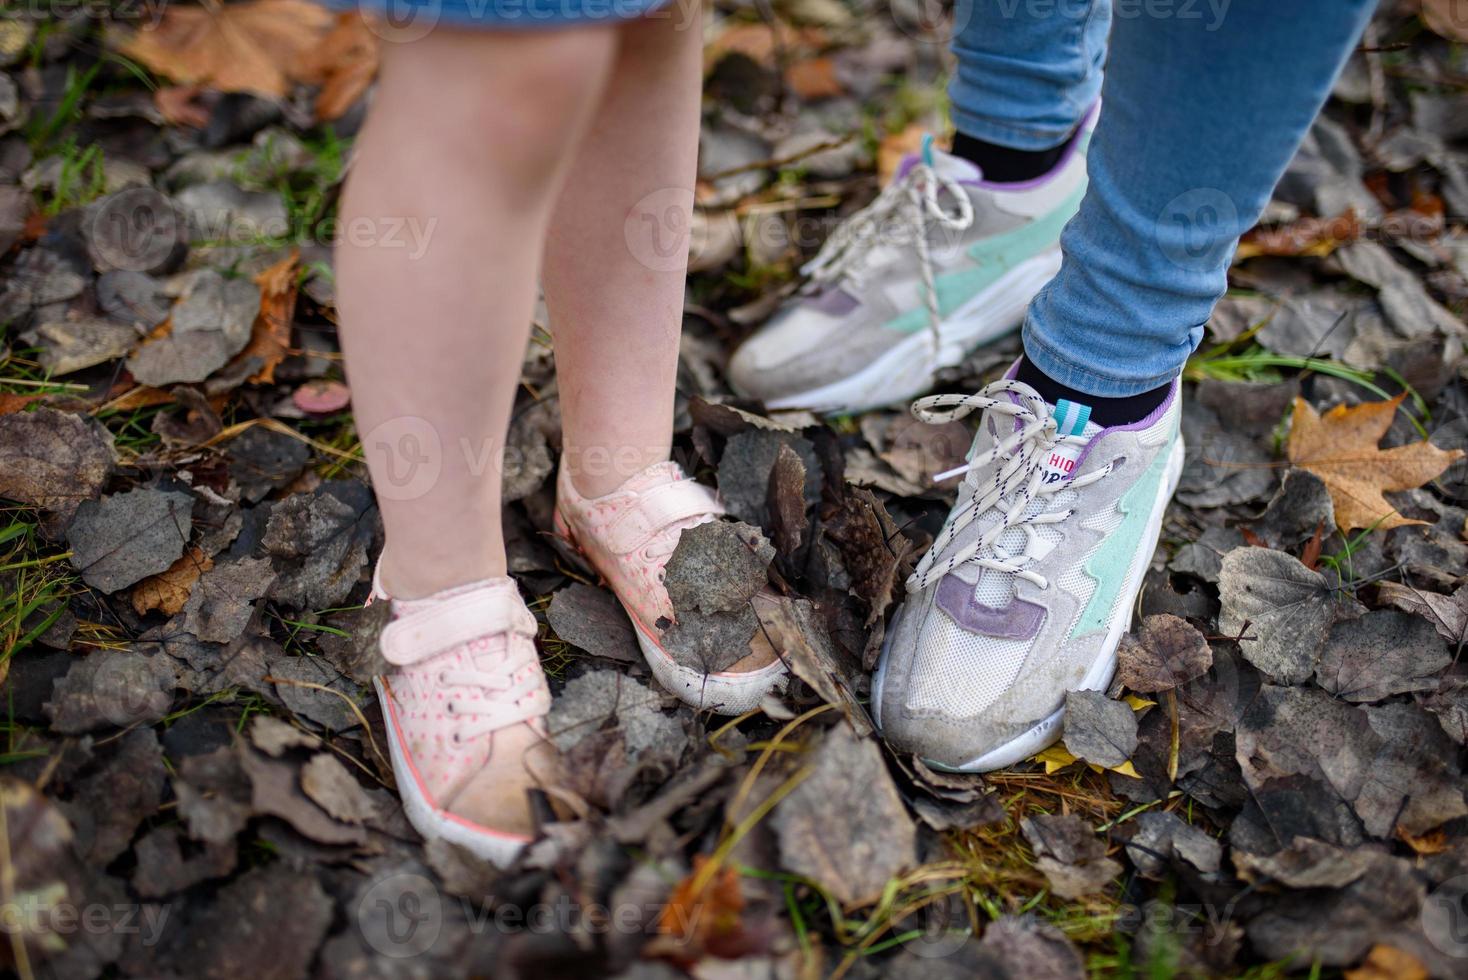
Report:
873,372,1184,772
728,110,1095,414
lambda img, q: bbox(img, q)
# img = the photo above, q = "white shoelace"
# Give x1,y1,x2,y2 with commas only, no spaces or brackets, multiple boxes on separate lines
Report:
907,380,1115,593
802,160,975,345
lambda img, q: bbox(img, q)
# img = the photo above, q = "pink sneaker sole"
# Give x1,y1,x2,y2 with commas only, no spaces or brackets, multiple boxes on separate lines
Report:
375,676,532,867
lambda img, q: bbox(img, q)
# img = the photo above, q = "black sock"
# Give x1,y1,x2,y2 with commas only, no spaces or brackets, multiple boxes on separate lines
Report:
951,128,1075,183
1014,355,1173,429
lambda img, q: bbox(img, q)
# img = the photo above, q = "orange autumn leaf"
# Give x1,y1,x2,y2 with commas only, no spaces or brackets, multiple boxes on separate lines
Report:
655,855,747,963
1344,944,1428,980
1286,394,1463,532
300,13,378,122
120,0,334,100
1236,209,1361,260
0,393,43,416
132,547,213,617
1397,825,1450,856
785,56,843,101
237,250,300,385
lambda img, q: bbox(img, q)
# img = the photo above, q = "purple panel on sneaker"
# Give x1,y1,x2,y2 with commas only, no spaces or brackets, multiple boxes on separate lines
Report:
804,285,860,316
936,573,1045,641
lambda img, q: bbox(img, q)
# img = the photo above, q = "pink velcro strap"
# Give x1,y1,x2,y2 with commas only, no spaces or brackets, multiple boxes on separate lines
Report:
604,480,724,554
379,583,537,667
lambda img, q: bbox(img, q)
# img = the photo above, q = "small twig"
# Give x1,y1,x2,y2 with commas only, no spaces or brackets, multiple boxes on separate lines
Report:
702,136,856,182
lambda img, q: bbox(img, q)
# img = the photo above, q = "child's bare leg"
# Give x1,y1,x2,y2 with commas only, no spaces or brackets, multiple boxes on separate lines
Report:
339,27,615,600
544,7,703,498
547,6,785,708
336,27,615,849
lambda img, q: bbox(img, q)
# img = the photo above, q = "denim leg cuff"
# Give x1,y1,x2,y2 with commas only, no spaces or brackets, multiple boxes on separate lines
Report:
948,108,1084,153
1022,317,1188,398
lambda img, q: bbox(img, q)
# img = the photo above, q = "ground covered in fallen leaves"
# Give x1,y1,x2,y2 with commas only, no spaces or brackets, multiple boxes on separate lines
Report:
2,2,1468,978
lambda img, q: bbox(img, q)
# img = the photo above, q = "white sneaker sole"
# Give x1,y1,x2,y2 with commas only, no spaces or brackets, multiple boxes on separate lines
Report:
872,433,1186,774
374,677,532,867
763,248,1064,415
631,619,789,716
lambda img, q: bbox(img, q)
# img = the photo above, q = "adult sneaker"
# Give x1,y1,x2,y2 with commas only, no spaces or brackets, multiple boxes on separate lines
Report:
728,110,1095,414
871,372,1184,772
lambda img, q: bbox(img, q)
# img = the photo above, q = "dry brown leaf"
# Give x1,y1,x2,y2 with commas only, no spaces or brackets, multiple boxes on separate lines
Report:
1344,944,1428,980
785,56,843,101
300,13,378,122
239,249,299,385
703,22,826,67
1396,825,1450,856
0,393,43,416
132,547,213,617
154,85,211,128
1285,394,1462,532
1236,210,1360,260
120,0,334,100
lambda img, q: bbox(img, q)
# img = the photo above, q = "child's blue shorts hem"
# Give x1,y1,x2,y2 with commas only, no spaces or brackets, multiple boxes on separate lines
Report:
327,0,672,29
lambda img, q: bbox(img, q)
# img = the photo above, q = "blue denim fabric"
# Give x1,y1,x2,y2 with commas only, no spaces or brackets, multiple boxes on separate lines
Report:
332,0,669,29
950,0,1379,396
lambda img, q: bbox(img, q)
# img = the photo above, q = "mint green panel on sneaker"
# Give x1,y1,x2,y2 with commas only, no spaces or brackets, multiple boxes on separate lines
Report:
881,178,1086,336
726,111,1096,415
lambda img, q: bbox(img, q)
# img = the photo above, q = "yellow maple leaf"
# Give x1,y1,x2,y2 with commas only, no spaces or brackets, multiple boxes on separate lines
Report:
1034,744,1140,779
120,0,334,101
1286,394,1462,532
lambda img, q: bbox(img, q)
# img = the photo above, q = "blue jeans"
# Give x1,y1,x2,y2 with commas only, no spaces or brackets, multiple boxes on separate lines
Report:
950,0,1378,396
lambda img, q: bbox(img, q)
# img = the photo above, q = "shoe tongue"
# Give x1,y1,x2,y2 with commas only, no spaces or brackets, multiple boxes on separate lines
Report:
1040,398,1102,483
928,147,981,184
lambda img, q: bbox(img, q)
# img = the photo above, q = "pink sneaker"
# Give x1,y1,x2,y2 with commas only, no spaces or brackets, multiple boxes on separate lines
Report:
554,461,788,715
370,572,555,867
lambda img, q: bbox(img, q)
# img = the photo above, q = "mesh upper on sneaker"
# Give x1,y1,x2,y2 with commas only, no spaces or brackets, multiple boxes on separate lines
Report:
876,380,1181,768
728,140,1089,403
